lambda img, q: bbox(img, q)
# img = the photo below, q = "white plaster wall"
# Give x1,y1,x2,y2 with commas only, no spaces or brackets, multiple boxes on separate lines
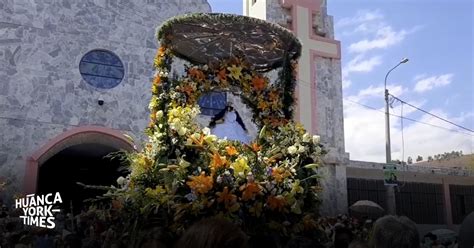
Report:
248,0,267,21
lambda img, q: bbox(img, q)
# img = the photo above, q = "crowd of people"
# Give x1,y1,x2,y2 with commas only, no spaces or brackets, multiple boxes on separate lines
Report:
0,201,472,248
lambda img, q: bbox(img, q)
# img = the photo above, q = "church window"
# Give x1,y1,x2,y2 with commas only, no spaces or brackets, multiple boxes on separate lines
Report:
79,49,125,89
198,91,227,116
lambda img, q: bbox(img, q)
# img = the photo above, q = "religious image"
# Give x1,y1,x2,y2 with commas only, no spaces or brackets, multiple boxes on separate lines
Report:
209,103,250,144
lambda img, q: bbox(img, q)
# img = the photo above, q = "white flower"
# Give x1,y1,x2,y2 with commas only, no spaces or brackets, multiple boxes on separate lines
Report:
205,134,217,143
156,110,163,119
247,172,255,183
302,133,311,142
202,127,211,135
312,135,321,144
287,145,298,155
116,176,126,186
315,146,322,154
178,127,187,136
298,145,306,154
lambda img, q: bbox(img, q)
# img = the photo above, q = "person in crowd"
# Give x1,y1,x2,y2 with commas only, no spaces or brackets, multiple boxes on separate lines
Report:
458,211,474,248
334,226,354,248
370,215,419,248
348,240,369,248
174,217,248,248
209,103,250,144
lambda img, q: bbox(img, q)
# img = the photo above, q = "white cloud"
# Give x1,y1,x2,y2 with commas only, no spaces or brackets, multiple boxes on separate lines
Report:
344,97,473,163
342,78,352,89
414,74,454,93
336,9,383,28
348,84,405,103
345,55,382,73
342,56,382,90
348,26,408,54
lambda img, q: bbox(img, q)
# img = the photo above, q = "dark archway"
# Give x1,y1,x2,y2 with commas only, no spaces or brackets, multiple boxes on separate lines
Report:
24,126,135,214
37,143,126,214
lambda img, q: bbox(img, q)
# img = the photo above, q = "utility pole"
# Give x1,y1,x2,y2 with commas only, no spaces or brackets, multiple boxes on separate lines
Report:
384,58,409,215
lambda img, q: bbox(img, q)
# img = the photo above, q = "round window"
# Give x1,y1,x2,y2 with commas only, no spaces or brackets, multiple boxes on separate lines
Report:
79,50,124,89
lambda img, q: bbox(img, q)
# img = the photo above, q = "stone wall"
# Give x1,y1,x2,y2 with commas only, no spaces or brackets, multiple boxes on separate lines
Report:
0,0,211,196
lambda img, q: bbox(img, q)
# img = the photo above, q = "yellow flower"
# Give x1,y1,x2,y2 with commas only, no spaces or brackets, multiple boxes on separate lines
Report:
290,180,304,195
187,172,213,194
145,185,166,198
231,157,250,177
227,65,242,80
243,73,253,82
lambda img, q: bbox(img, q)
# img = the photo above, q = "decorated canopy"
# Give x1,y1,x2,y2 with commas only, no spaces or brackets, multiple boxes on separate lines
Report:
157,13,302,72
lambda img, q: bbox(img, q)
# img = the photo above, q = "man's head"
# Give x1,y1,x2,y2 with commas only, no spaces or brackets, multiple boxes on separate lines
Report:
370,215,419,248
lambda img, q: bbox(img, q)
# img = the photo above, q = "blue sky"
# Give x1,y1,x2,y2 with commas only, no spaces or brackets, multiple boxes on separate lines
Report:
207,0,473,162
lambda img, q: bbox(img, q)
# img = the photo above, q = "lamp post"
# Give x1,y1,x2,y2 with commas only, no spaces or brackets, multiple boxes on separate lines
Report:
384,58,409,215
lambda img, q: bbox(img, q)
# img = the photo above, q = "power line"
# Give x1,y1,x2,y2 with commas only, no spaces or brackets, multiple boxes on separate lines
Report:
343,98,474,137
389,93,474,133
293,78,474,137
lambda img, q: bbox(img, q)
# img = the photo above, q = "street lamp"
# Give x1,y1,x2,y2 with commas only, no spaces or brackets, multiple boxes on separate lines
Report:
384,58,408,215
385,58,409,164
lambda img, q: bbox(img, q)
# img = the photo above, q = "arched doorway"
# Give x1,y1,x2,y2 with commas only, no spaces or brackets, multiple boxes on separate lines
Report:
24,126,134,213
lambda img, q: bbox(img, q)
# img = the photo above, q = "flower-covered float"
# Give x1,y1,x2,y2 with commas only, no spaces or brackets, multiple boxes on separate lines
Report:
106,13,326,245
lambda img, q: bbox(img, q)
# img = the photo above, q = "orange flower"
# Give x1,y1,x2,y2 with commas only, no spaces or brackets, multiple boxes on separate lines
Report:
225,146,238,156
111,199,123,210
272,167,286,183
267,117,286,127
210,152,228,171
240,182,261,201
190,134,205,146
252,76,266,91
158,46,167,56
216,186,237,208
153,75,161,85
218,68,227,82
187,172,213,194
188,68,206,81
249,142,261,152
257,100,268,110
267,195,286,211
182,85,194,96
149,111,156,122
269,90,279,102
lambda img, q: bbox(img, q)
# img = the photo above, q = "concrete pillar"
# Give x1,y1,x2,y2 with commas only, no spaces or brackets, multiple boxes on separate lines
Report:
442,178,453,227
319,161,348,216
